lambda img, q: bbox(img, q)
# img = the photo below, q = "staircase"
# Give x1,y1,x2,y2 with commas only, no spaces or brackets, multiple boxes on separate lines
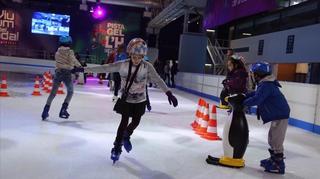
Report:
206,39,227,75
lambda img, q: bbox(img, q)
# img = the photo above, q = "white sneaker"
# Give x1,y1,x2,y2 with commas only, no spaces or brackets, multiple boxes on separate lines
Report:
112,96,119,103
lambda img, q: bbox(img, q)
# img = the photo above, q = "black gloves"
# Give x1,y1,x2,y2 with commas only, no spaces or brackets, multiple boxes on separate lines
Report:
71,66,84,73
166,91,178,107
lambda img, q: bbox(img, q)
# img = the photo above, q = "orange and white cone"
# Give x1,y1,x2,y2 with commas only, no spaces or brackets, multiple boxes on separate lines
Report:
195,103,210,135
46,75,53,93
32,76,42,96
201,105,221,140
43,73,50,91
191,98,205,129
42,72,48,88
57,83,65,94
0,74,10,97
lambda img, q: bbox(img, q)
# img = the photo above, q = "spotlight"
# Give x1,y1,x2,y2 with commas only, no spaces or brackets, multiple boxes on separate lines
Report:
91,5,106,19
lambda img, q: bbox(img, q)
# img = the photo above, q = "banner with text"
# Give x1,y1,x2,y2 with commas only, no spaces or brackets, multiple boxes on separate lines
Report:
203,0,277,29
0,9,21,45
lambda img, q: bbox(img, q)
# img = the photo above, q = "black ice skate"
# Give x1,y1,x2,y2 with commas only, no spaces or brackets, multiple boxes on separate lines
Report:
59,102,70,119
111,144,122,164
41,104,50,120
123,132,132,153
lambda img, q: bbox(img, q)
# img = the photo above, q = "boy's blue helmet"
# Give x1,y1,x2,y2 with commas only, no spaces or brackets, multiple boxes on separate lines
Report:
59,36,72,45
250,61,272,76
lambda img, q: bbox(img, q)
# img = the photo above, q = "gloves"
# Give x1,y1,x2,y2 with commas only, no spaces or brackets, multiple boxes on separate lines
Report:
71,66,84,73
166,91,178,107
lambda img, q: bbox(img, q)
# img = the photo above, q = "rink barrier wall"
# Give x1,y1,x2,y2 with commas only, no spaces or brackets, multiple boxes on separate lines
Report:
176,72,320,135
0,56,99,75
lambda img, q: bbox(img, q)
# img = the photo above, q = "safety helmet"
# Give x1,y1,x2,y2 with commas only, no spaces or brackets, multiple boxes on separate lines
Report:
59,36,72,45
126,38,148,56
250,61,272,76
230,54,242,61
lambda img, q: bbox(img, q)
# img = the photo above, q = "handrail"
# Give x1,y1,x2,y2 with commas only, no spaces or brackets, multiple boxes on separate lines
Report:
207,38,226,66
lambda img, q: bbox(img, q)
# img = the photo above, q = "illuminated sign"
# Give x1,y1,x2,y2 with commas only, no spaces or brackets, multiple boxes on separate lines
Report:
0,9,20,45
93,21,125,51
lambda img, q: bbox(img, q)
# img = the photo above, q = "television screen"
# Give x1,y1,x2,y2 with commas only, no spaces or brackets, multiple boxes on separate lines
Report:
31,12,70,36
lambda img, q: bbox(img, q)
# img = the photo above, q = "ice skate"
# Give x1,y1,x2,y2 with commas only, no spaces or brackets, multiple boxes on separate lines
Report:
111,143,122,164
123,132,132,153
263,153,285,174
41,104,50,120
59,103,70,119
260,149,274,167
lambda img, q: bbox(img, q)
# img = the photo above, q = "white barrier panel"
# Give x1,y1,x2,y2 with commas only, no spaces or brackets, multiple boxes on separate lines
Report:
280,82,318,124
0,56,55,74
0,56,99,75
176,72,320,133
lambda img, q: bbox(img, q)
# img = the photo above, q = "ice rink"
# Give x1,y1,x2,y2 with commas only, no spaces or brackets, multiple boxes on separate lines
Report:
1,74,320,179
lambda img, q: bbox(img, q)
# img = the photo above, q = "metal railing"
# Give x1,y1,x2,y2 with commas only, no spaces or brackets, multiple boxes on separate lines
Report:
206,38,227,75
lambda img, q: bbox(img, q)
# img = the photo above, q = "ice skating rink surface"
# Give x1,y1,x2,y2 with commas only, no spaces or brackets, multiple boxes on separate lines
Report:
1,75,320,179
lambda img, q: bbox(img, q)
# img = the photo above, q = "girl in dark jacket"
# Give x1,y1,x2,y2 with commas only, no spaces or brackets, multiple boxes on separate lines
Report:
219,55,248,109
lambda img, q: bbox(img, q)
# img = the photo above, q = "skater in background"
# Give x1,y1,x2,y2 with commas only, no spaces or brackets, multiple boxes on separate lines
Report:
41,36,82,120
244,61,290,174
82,38,178,163
153,58,162,88
164,61,171,87
80,56,88,84
219,55,248,109
112,44,127,102
170,60,178,88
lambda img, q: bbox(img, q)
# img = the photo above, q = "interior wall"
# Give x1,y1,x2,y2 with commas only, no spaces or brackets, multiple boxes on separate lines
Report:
178,33,207,73
277,63,296,81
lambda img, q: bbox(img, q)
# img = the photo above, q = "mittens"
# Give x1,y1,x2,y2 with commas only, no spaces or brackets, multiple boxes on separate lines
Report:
166,91,178,107
71,66,84,73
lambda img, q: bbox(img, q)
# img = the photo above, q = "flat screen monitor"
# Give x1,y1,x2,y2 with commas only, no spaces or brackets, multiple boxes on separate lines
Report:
31,12,70,36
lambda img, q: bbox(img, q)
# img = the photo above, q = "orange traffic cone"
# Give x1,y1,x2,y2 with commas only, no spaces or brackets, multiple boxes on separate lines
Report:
57,83,65,94
191,98,205,129
42,72,48,88
201,105,221,140
32,76,42,96
46,75,53,93
43,72,49,91
0,74,10,97
195,103,210,135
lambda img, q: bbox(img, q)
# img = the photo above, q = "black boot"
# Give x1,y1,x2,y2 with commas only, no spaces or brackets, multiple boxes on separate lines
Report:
41,105,50,121
111,142,122,164
59,103,70,119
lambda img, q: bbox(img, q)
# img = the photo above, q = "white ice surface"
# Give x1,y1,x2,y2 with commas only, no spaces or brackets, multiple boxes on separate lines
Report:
1,77,320,179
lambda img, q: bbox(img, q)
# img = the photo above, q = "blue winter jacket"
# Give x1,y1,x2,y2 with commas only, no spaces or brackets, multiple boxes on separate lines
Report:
243,76,290,124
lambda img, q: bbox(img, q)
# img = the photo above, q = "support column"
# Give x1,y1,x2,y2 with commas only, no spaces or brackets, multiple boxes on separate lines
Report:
183,10,189,33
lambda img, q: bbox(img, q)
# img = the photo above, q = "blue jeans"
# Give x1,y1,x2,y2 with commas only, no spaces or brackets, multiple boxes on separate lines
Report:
46,69,74,106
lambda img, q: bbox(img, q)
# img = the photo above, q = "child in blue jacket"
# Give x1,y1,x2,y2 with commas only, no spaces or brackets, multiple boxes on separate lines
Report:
243,61,290,174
